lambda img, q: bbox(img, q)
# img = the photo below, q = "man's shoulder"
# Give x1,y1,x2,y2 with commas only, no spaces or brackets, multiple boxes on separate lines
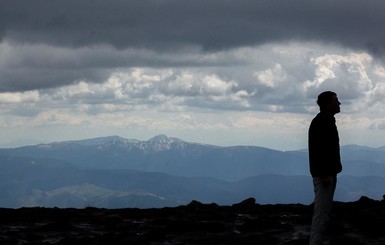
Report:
309,113,333,130
310,113,322,124
312,112,335,122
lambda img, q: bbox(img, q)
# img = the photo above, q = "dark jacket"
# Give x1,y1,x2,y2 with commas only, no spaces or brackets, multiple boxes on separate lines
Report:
308,112,342,177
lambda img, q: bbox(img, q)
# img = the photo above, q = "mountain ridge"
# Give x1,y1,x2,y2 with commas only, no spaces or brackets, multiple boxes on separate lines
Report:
1,134,385,180
7,134,385,151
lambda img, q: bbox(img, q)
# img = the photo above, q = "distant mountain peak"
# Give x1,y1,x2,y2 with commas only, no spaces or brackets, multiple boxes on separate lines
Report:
149,134,170,142
148,134,181,143
146,134,186,152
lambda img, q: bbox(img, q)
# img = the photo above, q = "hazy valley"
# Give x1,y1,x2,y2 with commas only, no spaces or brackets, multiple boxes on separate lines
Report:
0,135,384,208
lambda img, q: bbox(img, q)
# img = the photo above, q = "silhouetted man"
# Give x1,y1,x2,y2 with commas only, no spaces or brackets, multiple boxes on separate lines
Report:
308,91,342,245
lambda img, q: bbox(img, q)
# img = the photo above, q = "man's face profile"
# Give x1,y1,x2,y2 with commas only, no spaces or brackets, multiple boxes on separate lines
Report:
329,95,341,115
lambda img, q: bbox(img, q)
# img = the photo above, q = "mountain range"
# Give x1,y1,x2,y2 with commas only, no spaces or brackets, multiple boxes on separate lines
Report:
0,134,384,208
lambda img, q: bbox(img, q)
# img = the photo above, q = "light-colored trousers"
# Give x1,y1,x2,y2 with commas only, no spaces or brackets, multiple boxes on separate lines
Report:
309,176,337,245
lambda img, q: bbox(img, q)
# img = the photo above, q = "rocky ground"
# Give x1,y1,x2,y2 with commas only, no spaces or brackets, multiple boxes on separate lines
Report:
0,196,384,245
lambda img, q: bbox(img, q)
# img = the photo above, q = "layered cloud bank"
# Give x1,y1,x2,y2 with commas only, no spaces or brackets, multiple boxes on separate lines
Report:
1,0,385,149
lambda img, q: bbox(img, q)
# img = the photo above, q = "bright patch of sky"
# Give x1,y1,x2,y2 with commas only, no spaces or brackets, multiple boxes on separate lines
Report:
0,41,384,150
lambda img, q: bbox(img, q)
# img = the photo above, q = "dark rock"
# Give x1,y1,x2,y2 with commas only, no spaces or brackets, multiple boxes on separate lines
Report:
358,195,377,205
0,196,384,244
232,197,256,209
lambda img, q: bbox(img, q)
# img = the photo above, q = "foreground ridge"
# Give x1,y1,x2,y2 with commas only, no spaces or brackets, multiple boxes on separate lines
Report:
0,196,384,244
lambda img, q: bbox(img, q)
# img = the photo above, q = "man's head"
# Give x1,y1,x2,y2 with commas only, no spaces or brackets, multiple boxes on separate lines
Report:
317,91,341,114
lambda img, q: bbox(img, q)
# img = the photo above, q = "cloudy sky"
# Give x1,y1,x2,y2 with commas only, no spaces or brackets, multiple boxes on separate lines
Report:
1,0,385,150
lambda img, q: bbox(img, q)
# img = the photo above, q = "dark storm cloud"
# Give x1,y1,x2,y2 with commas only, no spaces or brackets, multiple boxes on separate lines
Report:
1,0,385,53
1,0,385,93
